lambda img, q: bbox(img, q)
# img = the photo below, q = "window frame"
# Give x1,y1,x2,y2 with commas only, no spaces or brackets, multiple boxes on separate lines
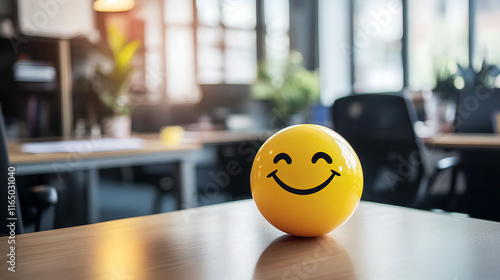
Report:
346,0,477,95
160,0,270,103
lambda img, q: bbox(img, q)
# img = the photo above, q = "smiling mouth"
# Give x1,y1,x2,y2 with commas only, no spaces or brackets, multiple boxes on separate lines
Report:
267,169,341,195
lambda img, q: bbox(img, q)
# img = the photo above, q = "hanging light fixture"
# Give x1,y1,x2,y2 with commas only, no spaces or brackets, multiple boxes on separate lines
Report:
93,0,135,12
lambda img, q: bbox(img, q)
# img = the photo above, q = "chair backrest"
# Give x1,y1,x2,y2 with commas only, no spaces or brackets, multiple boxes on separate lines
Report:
454,87,500,133
332,94,417,142
0,104,24,235
331,94,423,206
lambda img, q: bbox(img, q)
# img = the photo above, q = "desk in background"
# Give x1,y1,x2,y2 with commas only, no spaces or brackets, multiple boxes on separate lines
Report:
421,133,500,149
421,132,500,221
8,138,201,223
1,200,499,279
6,130,273,224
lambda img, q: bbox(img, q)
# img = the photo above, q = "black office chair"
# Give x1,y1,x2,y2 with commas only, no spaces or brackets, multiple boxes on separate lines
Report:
332,93,426,207
401,87,500,217
0,105,58,236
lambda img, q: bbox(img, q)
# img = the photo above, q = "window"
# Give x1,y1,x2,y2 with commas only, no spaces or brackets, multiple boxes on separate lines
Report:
318,0,351,106
319,0,404,102
143,28,164,103
408,0,468,90
196,0,257,84
475,0,500,66
264,0,290,77
353,0,403,93
164,0,198,102
163,0,261,102
320,0,495,101
161,0,292,102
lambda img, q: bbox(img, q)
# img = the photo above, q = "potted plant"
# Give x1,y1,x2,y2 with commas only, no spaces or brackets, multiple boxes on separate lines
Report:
429,61,465,131
93,25,141,138
429,58,500,132
252,51,320,127
466,60,500,89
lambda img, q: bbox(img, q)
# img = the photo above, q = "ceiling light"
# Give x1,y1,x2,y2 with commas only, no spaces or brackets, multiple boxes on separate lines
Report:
93,0,135,12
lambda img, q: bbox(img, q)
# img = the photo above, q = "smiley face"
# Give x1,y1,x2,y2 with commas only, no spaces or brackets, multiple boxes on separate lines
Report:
267,152,341,195
251,124,363,237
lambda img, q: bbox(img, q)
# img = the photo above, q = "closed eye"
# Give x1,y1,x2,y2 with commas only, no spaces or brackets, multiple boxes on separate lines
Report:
312,152,332,164
273,153,292,164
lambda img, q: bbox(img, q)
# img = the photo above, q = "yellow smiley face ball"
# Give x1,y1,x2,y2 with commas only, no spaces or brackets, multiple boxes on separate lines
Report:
251,124,363,237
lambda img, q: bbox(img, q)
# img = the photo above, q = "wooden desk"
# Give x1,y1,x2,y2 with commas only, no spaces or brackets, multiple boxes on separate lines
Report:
421,133,500,221
1,200,499,279
422,133,500,149
7,138,201,223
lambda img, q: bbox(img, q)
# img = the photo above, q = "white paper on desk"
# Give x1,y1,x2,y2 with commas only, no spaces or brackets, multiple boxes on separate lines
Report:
22,138,145,154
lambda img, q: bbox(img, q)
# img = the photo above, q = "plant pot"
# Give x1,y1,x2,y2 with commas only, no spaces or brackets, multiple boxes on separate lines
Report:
426,91,456,132
102,115,131,138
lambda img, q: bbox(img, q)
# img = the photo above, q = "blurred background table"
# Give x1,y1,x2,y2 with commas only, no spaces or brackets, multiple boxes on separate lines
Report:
422,133,500,149
421,133,500,221
7,138,201,223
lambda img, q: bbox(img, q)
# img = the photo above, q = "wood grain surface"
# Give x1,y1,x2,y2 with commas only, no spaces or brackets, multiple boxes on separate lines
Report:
1,200,499,280
423,133,500,149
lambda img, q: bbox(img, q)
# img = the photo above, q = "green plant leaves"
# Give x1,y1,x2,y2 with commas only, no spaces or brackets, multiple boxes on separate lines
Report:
115,40,141,72
251,51,320,118
95,25,141,116
107,25,127,58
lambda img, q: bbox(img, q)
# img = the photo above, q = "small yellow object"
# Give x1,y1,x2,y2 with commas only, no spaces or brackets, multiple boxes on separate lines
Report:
160,126,184,145
251,124,363,237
